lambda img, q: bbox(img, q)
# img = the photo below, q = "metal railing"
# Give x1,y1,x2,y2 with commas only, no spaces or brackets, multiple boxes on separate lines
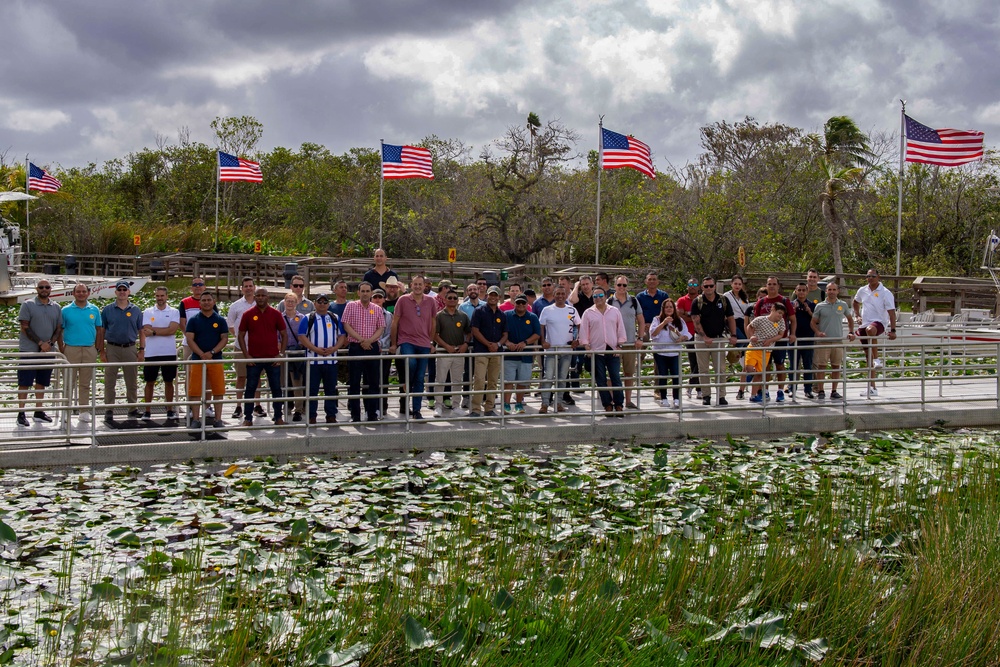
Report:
0,335,997,450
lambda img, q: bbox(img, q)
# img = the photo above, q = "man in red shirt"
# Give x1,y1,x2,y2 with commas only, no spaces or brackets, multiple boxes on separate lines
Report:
751,276,797,403
237,288,287,426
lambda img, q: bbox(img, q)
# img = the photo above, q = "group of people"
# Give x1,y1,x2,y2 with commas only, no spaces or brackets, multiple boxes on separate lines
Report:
14,250,897,429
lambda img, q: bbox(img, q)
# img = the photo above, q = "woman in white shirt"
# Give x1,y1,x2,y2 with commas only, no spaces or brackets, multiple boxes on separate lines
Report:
649,298,691,408
724,275,752,398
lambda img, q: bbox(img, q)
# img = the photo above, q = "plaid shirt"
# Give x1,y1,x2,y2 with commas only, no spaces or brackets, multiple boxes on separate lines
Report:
341,299,386,343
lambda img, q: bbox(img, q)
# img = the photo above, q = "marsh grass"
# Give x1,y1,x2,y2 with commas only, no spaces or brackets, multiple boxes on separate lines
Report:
2,433,1000,665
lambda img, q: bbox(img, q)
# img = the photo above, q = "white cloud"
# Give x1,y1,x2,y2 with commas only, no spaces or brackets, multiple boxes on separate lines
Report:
2,108,71,133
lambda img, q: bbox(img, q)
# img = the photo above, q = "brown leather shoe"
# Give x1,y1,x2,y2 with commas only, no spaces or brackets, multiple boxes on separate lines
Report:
605,405,613,412
273,419,286,426
325,415,338,424
539,404,548,414
556,404,566,412
309,418,317,425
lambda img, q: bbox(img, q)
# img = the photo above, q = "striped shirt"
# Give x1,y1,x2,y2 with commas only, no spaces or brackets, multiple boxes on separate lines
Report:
297,312,340,364
341,299,386,343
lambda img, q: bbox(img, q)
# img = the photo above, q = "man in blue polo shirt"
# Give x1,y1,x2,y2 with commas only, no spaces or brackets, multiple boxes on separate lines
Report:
503,294,540,414
61,283,104,424
470,286,508,417
100,281,145,422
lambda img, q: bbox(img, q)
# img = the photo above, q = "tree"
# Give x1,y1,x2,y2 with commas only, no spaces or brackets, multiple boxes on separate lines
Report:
465,118,586,263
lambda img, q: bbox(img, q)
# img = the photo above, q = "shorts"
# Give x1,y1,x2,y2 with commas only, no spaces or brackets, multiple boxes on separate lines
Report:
772,340,788,365
233,351,249,379
856,322,886,338
813,344,844,369
620,349,638,378
143,356,179,383
187,362,225,397
503,360,533,384
17,365,54,388
744,348,771,373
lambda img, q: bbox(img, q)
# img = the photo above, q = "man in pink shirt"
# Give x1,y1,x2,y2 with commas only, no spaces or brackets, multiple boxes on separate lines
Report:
578,287,627,414
390,274,438,419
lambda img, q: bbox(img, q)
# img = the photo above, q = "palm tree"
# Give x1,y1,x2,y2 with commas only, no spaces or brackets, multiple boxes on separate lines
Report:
814,116,873,276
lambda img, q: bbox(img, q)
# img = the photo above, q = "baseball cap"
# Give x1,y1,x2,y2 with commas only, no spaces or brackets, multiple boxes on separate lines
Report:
115,280,131,290
487,285,502,296
513,294,528,304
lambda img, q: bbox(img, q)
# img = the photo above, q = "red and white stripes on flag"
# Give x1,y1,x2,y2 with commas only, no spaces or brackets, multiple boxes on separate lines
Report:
600,127,655,179
28,163,62,193
381,144,434,179
218,151,263,182
904,115,984,167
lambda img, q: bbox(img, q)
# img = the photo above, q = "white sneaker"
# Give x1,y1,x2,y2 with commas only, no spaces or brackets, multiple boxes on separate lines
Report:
686,387,692,398
78,412,93,423
872,358,883,369
433,407,444,418
206,407,215,418
861,388,879,398
660,399,672,408
673,399,681,408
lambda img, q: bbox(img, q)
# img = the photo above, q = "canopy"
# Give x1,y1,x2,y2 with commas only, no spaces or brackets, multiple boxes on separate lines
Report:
0,192,38,202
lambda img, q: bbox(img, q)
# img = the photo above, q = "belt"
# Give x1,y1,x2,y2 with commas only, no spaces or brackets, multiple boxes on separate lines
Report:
106,341,136,347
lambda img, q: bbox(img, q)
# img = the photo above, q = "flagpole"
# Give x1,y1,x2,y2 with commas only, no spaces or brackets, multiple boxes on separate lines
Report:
214,152,220,251
596,116,604,266
24,155,30,268
379,140,385,249
897,100,906,278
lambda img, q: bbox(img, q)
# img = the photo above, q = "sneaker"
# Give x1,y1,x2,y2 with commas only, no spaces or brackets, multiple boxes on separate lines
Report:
411,411,424,420
232,407,243,419
776,390,785,403
254,406,267,418
434,407,444,418
862,388,879,398
461,398,470,410
212,419,225,428
873,358,883,369
427,398,435,409
563,394,576,406
166,410,177,420
702,397,711,406
686,387,693,399
815,391,826,400
33,411,53,423
804,391,815,399
514,403,525,414
504,403,513,414
127,409,143,419
696,389,703,400
206,407,215,419
468,411,481,418
104,411,115,424
660,399,672,408
142,411,152,420
292,411,303,422
718,397,729,406
626,401,639,410
830,391,842,400
750,393,764,404
673,399,681,408
78,412,93,423
443,399,453,409
190,419,202,430
483,410,497,417
736,390,745,400
16,412,29,427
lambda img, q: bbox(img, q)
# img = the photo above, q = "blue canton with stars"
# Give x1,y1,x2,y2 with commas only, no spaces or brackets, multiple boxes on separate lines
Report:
602,128,630,149
382,144,403,162
904,116,941,144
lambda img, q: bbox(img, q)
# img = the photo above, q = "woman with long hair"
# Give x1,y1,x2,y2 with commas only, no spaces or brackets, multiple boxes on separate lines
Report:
724,275,751,398
649,298,691,408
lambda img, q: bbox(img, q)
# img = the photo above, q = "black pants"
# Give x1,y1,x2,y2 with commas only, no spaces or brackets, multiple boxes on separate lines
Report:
348,342,381,421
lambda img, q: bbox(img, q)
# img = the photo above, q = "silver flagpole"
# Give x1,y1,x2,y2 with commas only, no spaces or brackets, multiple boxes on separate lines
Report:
897,100,906,278
25,155,30,267
596,116,604,266
214,152,220,251
379,140,385,249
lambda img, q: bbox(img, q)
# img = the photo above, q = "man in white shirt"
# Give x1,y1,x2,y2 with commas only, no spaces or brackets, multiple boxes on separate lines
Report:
852,268,897,398
538,286,579,413
141,286,181,420
226,277,261,419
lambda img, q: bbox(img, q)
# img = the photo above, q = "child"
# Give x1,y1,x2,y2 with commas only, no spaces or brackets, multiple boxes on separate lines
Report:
745,302,787,403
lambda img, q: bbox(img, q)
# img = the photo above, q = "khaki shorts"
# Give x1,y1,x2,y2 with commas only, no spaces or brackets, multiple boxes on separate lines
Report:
233,350,249,379
813,344,844,369
620,349,638,378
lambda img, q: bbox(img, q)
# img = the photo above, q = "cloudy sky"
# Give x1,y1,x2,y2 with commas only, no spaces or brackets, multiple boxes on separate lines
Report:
3,0,998,172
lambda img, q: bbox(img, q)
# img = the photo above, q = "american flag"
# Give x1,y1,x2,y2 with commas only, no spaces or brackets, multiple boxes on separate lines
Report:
28,163,62,193
218,151,263,182
382,144,434,180
904,115,984,167
601,127,655,179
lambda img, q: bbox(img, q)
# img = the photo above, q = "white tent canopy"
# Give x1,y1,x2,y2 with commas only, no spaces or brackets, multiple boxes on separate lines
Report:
0,192,38,202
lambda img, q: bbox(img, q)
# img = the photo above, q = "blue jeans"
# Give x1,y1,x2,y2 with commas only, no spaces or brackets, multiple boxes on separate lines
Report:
790,343,814,393
307,363,338,419
592,352,623,408
399,343,430,414
653,354,680,400
245,362,284,419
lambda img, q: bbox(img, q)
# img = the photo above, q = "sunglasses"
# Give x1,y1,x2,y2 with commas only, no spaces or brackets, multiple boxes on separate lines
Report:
688,282,699,287
446,296,459,301
372,295,384,299
292,283,305,288
38,286,52,289
703,284,716,289
616,283,628,287
593,293,606,298
191,282,204,287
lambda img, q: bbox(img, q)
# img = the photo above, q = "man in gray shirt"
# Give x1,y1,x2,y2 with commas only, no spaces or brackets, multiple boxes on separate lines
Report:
811,282,856,400
17,280,62,427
